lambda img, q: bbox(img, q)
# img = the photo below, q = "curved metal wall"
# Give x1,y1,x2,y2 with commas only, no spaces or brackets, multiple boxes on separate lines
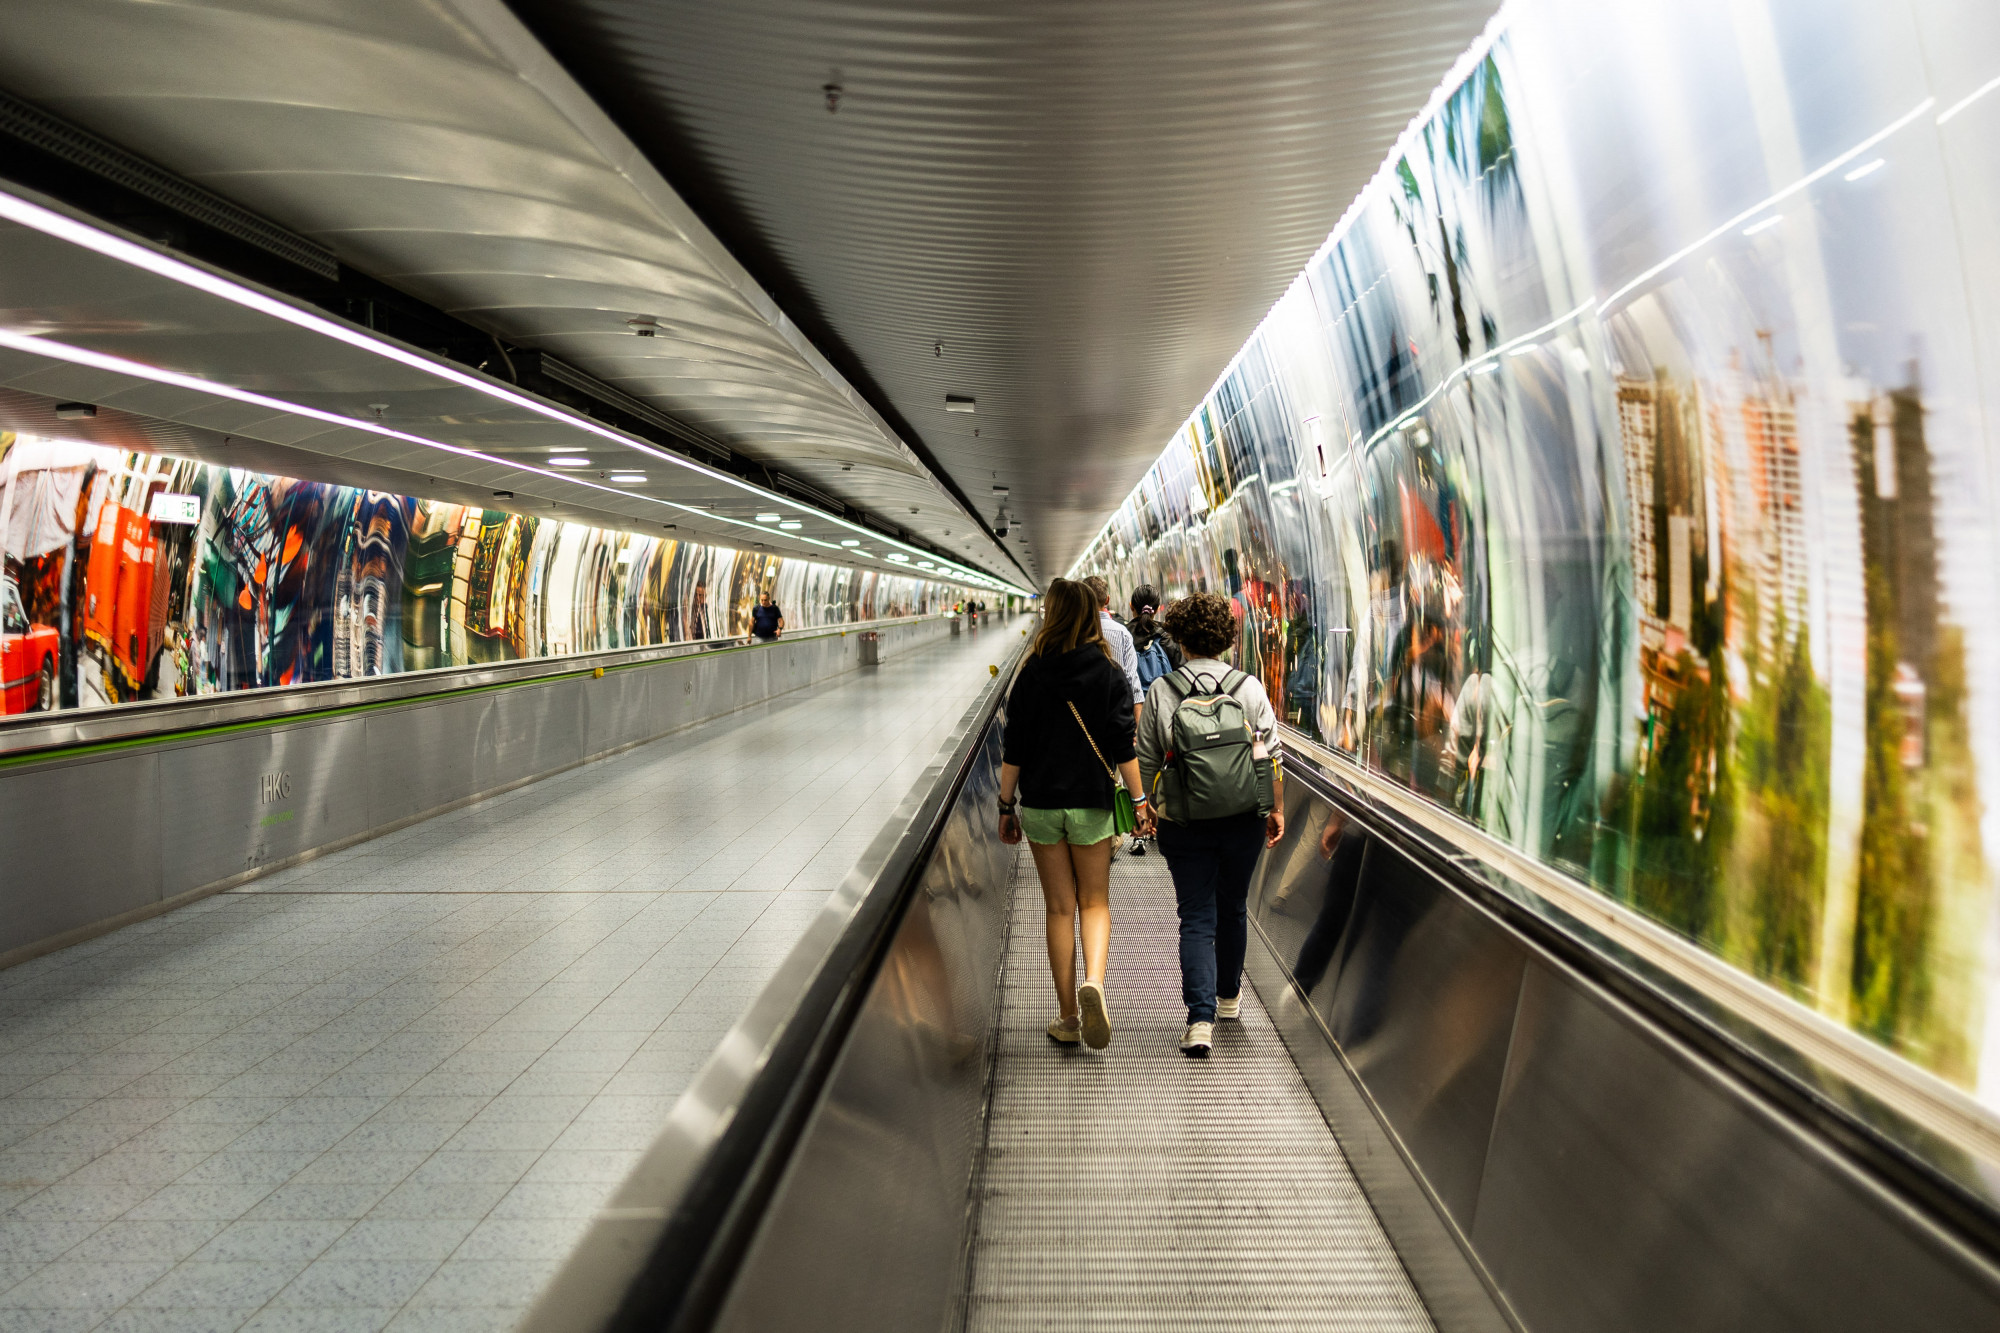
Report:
1073,0,2000,1135
0,615,949,967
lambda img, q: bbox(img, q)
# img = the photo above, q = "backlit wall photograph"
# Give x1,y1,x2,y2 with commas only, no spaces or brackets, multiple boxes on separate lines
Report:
0,439,957,714
1075,0,2000,1102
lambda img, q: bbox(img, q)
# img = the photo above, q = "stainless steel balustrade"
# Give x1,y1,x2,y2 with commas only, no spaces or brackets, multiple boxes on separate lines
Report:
0,613,944,758
514,648,2000,1333
0,613,952,966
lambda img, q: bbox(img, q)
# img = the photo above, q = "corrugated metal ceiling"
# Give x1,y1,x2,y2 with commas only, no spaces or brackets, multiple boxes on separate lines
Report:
510,0,1503,578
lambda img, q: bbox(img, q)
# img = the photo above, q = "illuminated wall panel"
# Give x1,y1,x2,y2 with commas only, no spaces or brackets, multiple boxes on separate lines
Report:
1075,0,2000,1101
0,441,962,712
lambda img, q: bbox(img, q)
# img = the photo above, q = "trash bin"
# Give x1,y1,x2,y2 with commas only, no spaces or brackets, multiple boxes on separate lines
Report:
858,631,880,666
949,614,962,636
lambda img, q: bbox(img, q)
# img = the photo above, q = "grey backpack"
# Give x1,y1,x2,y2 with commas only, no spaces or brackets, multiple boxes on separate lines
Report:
1157,668,1266,821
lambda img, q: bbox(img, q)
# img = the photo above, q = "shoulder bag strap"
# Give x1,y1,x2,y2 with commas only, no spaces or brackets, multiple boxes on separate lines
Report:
1066,701,1117,779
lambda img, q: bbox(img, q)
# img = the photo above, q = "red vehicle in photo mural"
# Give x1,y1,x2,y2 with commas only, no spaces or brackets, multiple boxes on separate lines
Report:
2,574,57,714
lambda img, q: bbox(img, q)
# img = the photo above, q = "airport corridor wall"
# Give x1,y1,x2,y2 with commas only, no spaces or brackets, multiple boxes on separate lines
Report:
0,436,967,717
0,614,952,969
1074,0,2000,1117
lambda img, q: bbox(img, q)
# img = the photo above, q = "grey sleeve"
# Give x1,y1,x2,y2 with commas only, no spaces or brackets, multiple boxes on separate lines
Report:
1137,678,1171,796
1243,675,1283,761
1113,627,1142,704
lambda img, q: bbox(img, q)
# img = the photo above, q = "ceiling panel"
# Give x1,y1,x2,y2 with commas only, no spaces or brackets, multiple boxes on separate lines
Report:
0,0,1023,583
509,0,1503,576
0,187,1019,592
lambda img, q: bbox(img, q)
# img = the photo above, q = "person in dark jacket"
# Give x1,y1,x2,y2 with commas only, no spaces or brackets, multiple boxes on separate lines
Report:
748,591,784,642
998,578,1152,1050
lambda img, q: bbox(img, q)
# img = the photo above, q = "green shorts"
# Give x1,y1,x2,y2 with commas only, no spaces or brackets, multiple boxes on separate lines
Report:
1019,805,1117,846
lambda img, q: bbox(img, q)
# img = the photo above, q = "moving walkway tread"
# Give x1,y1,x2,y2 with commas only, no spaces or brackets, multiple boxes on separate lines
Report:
963,847,1434,1331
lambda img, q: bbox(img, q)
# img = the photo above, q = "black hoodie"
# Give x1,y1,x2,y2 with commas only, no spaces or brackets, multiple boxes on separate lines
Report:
1002,644,1137,810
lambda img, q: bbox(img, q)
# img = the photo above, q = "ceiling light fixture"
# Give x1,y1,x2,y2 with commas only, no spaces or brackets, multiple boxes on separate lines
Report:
611,473,646,483
755,513,781,522
840,539,860,547
779,521,802,530
550,457,591,467
945,395,975,413
0,188,1031,596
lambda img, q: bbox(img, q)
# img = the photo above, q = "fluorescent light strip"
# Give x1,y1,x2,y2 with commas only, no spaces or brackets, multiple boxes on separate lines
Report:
0,185,1029,596
0,331,1050,590
1937,72,2000,125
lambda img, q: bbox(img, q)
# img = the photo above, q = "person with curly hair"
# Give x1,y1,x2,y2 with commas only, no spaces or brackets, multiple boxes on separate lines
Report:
1137,590,1284,1057
997,579,1154,1050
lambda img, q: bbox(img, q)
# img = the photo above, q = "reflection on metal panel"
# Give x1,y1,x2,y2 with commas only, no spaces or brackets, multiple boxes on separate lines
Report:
711,725,1012,1333
0,617,948,967
1250,764,2000,1333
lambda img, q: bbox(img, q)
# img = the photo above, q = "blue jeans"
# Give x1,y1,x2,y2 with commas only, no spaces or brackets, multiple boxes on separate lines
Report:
1157,813,1265,1023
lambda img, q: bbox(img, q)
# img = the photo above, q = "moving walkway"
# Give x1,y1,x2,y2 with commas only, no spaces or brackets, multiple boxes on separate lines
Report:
520,644,2000,1333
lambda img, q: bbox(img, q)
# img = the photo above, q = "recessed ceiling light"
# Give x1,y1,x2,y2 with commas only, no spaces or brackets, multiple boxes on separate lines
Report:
887,554,910,563
610,473,646,483
550,457,591,467
839,539,860,547
756,513,781,522
779,521,803,530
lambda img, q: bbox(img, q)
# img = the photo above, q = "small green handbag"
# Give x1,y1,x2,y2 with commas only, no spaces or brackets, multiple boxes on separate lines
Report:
1068,702,1138,836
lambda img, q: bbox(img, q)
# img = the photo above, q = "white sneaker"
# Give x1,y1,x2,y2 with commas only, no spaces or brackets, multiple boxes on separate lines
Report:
1215,995,1241,1020
1180,1021,1213,1058
1077,979,1112,1050
1127,836,1147,856
1047,1016,1081,1045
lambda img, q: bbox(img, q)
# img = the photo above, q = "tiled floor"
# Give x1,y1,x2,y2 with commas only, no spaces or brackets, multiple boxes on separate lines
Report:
0,625,1015,1333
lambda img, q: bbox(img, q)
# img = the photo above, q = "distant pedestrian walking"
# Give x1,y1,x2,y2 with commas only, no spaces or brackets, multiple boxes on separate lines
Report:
998,578,1153,1050
749,591,784,642
1137,591,1284,1058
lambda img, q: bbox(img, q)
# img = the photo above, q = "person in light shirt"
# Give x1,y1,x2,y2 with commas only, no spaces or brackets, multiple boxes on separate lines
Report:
1082,575,1143,719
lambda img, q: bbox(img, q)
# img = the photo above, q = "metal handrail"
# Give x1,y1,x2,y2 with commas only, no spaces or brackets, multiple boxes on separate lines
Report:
0,612,945,759
517,638,1021,1333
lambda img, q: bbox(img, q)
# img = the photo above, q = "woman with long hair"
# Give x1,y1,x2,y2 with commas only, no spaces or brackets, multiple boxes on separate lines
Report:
998,579,1153,1049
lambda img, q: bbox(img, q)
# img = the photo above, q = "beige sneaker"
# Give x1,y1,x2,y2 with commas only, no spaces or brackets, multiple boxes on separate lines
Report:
1077,979,1112,1050
1180,1021,1214,1057
1215,995,1242,1020
1047,1016,1081,1045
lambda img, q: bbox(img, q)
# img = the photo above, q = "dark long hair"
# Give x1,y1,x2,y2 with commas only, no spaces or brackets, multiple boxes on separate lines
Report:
1031,578,1111,661
1128,584,1164,643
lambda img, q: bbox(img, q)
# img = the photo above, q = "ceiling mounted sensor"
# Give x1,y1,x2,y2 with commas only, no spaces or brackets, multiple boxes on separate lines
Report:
53,402,95,420
945,395,975,413
625,316,660,338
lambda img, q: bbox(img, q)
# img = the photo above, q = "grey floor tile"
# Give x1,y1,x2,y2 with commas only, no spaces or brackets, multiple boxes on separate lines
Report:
2,636,996,1332
269,1259,439,1308
1,1257,174,1308
240,1305,398,1333
318,1219,476,1265
191,1219,351,1264
134,1258,309,1307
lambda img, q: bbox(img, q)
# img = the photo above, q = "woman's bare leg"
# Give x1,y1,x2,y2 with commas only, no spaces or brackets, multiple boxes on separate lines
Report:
1069,838,1113,985
1030,839,1081,1019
